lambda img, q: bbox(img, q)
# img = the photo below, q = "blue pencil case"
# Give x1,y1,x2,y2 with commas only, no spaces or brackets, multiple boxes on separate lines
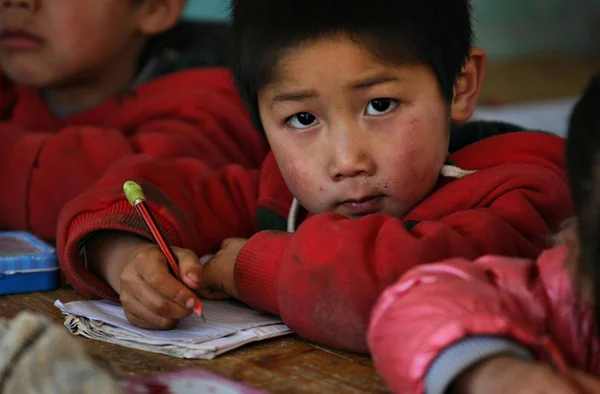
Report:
0,231,59,295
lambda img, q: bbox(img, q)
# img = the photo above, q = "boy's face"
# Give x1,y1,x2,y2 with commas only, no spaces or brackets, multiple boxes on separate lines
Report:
0,0,146,88
259,36,474,219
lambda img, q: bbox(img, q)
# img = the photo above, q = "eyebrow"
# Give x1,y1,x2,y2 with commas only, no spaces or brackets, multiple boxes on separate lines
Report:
269,74,403,107
271,90,317,104
349,74,402,90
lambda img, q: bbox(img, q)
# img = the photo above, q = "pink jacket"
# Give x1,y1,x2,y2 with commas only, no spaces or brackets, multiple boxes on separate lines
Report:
367,244,600,394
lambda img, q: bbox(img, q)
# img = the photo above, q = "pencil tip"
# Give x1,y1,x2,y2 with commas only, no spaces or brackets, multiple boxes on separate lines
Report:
192,301,203,317
201,314,206,322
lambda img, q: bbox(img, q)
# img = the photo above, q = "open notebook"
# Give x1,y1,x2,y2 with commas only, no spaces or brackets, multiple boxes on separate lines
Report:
55,299,292,359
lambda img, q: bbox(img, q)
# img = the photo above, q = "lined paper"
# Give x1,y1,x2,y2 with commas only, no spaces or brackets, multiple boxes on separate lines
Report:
55,299,291,359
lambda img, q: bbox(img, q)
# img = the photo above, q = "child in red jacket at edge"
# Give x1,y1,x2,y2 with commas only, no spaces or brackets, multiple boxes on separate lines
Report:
0,0,268,240
367,74,600,394
57,0,572,353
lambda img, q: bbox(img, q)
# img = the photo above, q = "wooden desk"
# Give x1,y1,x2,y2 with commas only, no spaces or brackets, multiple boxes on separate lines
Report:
0,289,388,394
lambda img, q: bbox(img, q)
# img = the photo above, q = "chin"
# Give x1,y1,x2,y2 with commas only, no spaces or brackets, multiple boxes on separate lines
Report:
382,206,409,220
1,64,55,88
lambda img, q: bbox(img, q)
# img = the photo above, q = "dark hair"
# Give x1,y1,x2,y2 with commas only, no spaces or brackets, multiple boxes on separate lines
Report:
566,73,600,327
230,0,474,131
138,20,233,69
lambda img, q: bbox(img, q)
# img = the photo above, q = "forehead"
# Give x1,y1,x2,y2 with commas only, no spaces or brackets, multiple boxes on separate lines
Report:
267,37,390,88
258,36,435,105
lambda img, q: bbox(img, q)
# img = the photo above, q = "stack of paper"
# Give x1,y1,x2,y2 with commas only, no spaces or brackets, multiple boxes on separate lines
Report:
55,299,291,359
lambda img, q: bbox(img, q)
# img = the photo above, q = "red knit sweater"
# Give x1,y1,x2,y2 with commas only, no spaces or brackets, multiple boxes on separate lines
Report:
0,69,268,240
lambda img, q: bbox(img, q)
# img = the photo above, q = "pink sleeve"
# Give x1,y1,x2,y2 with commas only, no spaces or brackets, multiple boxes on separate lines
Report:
367,248,574,393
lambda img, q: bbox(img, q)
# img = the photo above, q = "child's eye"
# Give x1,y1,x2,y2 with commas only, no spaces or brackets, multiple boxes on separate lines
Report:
286,112,318,129
365,98,399,116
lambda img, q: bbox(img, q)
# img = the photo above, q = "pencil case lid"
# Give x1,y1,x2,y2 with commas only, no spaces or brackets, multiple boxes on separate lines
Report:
0,231,58,275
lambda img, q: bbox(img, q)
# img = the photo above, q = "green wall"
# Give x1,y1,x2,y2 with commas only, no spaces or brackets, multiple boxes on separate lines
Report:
183,0,228,20
472,0,600,60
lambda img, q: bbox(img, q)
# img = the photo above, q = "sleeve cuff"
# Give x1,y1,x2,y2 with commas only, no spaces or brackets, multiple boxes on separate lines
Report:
425,336,533,394
234,230,292,315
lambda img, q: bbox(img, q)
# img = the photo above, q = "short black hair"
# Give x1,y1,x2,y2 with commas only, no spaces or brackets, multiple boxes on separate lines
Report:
566,72,600,327
230,0,474,131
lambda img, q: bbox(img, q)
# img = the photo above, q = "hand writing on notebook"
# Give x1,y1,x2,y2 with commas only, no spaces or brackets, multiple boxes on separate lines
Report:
451,356,600,394
86,232,244,330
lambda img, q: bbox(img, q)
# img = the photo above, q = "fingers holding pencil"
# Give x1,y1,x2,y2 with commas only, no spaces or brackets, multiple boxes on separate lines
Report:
120,244,205,330
122,181,208,325
174,247,206,290
123,181,206,318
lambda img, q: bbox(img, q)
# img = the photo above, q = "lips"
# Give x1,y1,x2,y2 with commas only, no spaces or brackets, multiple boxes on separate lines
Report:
339,194,385,216
0,28,43,50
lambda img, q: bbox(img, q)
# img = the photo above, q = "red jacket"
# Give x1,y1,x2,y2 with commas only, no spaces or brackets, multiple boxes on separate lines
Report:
57,128,572,353
367,244,596,394
0,69,268,240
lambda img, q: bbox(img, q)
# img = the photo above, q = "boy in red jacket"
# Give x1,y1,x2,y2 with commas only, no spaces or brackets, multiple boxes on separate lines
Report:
57,0,572,353
367,74,600,394
0,0,267,240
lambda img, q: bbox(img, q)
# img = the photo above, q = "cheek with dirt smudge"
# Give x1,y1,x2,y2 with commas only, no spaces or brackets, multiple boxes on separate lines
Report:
282,161,331,209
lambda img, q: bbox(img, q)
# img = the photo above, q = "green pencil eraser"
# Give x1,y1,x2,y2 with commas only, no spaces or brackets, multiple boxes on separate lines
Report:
123,181,145,206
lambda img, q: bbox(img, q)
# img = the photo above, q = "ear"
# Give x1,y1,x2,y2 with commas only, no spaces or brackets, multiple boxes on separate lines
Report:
562,224,582,287
450,47,487,124
562,224,580,271
136,0,186,36
562,223,596,303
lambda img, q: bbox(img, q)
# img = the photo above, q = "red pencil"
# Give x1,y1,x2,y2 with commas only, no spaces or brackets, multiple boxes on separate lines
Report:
123,181,204,319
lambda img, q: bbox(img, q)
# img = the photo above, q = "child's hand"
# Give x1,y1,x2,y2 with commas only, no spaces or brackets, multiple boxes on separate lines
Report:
86,231,205,330
452,356,586,394
119,244,207,330
200,238,248,300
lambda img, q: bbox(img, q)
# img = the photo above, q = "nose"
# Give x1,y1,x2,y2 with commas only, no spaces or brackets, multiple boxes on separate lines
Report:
328,124,375,182
1,0,35,10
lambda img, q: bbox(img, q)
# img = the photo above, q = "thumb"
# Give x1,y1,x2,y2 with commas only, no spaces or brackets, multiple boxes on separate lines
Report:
173,247,204,290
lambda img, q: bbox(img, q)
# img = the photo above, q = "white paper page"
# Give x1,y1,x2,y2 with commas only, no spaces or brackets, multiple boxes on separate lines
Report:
62,314,291,359
472,97,578,138
55,299,284,344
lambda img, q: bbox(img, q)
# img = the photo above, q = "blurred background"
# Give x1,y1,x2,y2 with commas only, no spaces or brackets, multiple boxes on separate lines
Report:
183,0,600,135
183,0,600,60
